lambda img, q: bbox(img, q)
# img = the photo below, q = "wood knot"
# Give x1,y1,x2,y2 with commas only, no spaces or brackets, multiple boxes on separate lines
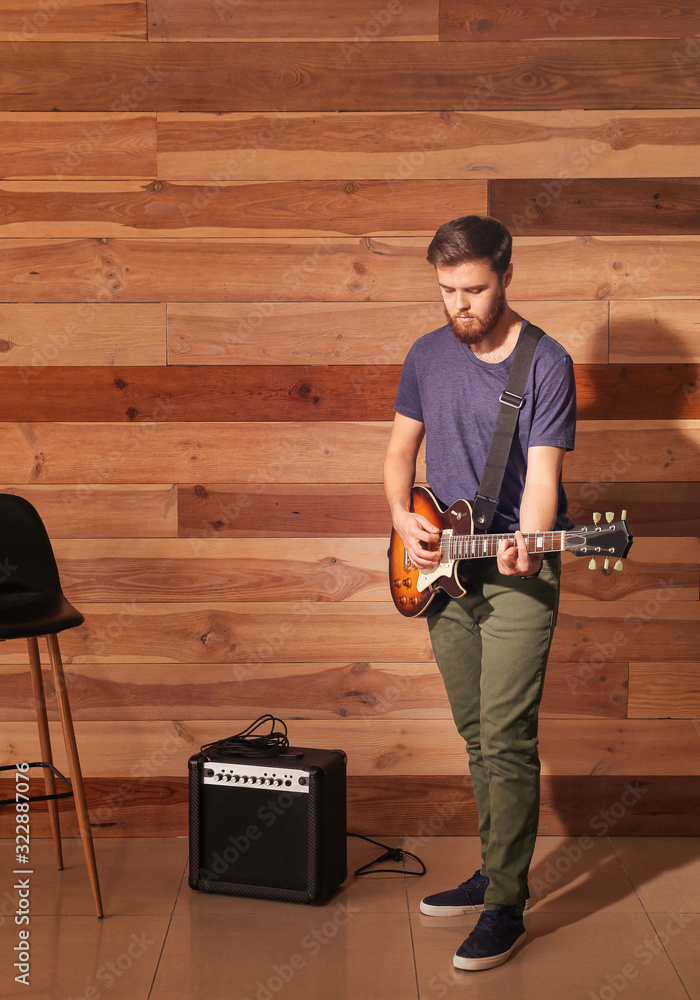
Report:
0,340,11,352
114,378,128,389
195,485,210,499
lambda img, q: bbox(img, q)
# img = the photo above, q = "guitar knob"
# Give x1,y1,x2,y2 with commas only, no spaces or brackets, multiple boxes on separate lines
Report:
409,597,419,606
399,595,407,605
393,579,402,588
403,578,412,587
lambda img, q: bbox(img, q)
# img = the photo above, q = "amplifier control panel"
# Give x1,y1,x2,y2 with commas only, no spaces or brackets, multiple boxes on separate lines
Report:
201,762,310,793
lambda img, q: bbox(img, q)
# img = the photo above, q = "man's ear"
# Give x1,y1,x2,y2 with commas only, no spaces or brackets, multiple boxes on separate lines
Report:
501,263,514,290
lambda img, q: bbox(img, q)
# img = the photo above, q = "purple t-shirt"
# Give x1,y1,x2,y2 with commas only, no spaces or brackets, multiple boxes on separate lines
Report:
393,320,576,532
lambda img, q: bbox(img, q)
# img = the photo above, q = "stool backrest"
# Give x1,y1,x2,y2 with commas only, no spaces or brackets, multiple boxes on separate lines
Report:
0,493,64,601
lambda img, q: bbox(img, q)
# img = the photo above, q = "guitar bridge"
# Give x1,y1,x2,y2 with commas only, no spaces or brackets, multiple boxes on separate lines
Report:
440,529,452,566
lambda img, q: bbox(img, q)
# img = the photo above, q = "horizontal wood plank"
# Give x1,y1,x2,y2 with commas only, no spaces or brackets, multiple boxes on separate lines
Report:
1,41,699,112
149,0,438,41
0,599,697,665
0,303,165,366
628,663,700,718
346,775,700,838
2,236,700,302
610,300,700,362
44,536,695,604
0,658,627,721
2,775,697,837
1,718,698,775
179,482,700,539
565,482,700,537
0,179,486,237
490,178,700,236
0,112,156,179
0,1,146,41
157,110,700,181
440,1,700,39
166,300,608,366
177,483,393,538
0,420,697,484
1,364,695,421
0,484,177,537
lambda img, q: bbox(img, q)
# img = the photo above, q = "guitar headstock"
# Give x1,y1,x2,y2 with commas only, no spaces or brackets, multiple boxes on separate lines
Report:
565,511,634,571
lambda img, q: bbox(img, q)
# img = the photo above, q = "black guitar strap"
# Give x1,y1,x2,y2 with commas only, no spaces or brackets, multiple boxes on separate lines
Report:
471,322,546,532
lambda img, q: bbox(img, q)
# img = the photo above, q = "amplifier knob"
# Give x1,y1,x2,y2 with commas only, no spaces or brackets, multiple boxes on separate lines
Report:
214,774,223,781
222,774,231,782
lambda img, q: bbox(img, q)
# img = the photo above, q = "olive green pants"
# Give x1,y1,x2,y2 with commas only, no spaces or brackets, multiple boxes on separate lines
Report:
427,555,561,914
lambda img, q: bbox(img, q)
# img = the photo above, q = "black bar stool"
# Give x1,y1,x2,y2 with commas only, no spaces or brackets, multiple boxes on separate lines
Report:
0,493,103,917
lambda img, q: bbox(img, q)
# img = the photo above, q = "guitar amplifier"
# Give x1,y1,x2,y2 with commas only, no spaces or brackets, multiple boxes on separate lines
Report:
188,746,347,904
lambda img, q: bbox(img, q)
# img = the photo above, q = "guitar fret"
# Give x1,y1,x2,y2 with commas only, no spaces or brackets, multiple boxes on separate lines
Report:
445,530,566,559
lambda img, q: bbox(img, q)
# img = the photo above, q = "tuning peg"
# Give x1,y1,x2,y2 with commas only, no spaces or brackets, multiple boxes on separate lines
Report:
592,512,601,524
621,509,627,520
588,557,597,570
603,556,610,571
614,559,624,571
605,511,614,522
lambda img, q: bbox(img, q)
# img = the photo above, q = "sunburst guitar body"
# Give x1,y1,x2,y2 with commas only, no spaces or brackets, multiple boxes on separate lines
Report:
389,486,634,618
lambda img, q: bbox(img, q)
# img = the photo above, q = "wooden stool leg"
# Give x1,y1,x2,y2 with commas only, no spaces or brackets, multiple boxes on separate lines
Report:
26,637,64,870
46,633,103,918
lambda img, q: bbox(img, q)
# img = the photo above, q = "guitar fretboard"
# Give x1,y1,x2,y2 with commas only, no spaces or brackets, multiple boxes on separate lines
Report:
442,530,566,561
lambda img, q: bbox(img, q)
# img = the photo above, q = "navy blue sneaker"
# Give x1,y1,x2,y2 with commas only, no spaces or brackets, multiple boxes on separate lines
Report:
420,869,530,916
453,906,526,970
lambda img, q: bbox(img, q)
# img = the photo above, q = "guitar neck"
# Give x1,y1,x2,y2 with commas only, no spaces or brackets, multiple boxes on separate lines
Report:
445,529,566,561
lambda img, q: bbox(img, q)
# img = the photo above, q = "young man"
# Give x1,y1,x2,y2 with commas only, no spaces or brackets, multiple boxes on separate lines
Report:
383,215,576,970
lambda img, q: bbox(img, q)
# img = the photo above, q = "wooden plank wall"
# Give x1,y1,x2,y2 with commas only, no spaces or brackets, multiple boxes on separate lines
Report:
0,0,699,839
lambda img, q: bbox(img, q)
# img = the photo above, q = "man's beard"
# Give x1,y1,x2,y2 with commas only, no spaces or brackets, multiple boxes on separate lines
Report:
446,286,506,346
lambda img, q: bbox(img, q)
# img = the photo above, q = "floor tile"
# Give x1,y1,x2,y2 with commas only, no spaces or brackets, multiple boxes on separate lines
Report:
647,910,699,999
0,914,169,1000
610,836,700,914
411,910,693,1000
149,910,419,1000
528,835,645,913
0,837,188,916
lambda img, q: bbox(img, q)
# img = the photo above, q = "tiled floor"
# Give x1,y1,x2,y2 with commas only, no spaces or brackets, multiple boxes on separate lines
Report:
0,835,697,999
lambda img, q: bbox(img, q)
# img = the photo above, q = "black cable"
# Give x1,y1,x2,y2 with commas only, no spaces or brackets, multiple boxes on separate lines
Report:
200,715,290,759
348,832,426,878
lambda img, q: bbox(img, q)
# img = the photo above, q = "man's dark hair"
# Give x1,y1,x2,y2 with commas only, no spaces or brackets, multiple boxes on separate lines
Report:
426,215,513,277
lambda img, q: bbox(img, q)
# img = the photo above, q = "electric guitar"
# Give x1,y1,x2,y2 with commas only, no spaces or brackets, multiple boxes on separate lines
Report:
389,486,634,617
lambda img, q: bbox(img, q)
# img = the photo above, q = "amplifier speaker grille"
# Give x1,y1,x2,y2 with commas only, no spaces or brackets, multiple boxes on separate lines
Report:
188,747,347,904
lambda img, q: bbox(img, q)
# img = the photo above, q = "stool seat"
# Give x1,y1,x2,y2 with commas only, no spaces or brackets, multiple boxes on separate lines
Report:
0,594,84,640
0,493,102,917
